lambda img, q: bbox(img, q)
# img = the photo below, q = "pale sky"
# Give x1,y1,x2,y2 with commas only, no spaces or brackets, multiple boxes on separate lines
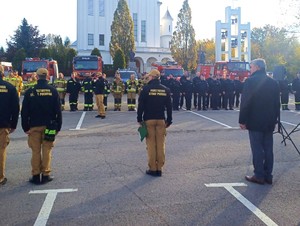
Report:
0,0,296,49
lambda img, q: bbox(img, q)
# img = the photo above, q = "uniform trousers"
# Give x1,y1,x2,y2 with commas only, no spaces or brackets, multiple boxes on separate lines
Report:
280,91,289,109
248,130,274,181
84,92,94,108
58,92,66,110
145,120,166,171
294,93,300,110
127,92,137,109
113,93,122,109
69,93,79,110
95,94,105,116
28,126,54,176
0,128,9,182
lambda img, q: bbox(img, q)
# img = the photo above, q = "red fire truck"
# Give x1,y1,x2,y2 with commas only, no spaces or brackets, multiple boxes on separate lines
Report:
197,61,250,81
0,62,13,76
73,55,103,80
22,58,59,82
151,61,184,78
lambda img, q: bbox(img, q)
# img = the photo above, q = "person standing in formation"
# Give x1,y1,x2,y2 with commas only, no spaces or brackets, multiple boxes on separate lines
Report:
137,69,172,177
66,72,81,112
53,72,67,111
111,71,125,111
0,65,20,186
126,73,139,111
21,68,62,185
292,71,300,111
102,73,110,111
82,74,94,111
93,72,106,118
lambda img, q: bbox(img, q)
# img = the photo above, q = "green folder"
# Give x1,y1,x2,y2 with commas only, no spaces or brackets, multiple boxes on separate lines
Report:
138,122,148,142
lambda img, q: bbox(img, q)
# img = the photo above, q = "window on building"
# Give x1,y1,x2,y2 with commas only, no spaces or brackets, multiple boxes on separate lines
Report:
133,13,138,41
99,0,104,16
88,34,94,45
99,34,104,46
141,20,146,42
88,0,93,16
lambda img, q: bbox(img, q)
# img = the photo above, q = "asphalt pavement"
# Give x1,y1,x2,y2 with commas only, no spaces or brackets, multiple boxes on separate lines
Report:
0,94,299,226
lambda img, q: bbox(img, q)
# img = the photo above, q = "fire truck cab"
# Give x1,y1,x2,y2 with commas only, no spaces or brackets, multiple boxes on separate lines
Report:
215,61,250,81
151,61,184,78
0,62,13,76
73,55,103,80
22,58,59,82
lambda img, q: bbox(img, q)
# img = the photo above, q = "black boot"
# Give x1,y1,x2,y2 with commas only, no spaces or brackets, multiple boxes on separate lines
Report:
41,175,53,184
29,175,41,185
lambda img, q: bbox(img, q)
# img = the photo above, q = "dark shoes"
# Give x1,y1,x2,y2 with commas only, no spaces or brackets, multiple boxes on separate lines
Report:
265,178,273,185
0,177,7,186
96,115,106,119
245,175,265,185
41,175,54,184
29,174,53,185
146,170,162,177
29,175,41,185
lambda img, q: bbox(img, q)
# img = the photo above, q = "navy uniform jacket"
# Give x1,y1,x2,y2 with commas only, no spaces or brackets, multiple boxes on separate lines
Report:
66,78,81,94
137,79,172,125
21,79,62,132
239,70,280,132
0,77,19,129
93,77,105,95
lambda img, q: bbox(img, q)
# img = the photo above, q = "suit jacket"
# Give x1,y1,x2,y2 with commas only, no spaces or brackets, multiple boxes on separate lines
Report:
239,70,280,132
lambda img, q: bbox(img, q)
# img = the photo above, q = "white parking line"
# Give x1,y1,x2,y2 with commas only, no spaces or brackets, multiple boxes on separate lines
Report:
188,111,233,128
29,189,78,226
69,112,86,130
205,183,278,226
281,121,297,127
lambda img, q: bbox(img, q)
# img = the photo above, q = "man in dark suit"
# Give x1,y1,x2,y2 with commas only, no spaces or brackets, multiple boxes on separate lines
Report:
239,58,280,185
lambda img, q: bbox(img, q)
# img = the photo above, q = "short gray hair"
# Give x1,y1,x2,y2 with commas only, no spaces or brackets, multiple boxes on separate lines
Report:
251,58,267,71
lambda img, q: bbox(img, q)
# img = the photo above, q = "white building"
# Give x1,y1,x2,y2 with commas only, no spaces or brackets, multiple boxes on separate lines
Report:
76,0,174,73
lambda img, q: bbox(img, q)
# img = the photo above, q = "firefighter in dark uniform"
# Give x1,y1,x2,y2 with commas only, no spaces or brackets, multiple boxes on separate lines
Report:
82,74,94,111
179,71,188,108
168,74,181,110
183,76,193,110
137,69,172,177
21,68,62,185
0,65,19,186
66,72,81,111
223,74,235,110
233,76,243,108
192,72,201,109
292,72,300,111
198,74,209,110
206,74,213,109
209,75,222,110
217,74,226,109
279,76,290,110
103,73,110,111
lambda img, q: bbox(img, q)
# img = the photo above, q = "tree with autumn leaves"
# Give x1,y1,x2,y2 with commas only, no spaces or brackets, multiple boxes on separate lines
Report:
109,0,135,67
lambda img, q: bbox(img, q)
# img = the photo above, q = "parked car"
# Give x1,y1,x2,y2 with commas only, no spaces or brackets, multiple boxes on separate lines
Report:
118,69,138,83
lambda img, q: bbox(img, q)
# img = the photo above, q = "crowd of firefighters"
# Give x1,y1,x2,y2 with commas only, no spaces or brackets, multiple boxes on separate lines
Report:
3,68,300,112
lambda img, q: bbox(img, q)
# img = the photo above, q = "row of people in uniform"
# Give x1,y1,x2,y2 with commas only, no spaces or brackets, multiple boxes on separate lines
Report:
53,71,144,115
161,72,244,111
13,68,300,113
161,71,300,112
